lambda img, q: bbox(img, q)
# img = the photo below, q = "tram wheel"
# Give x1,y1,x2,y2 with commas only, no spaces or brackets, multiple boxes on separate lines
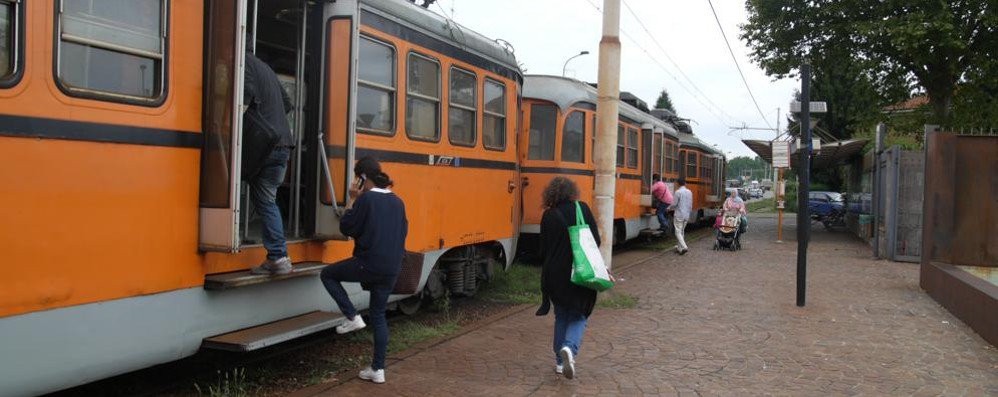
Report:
398,295,422,316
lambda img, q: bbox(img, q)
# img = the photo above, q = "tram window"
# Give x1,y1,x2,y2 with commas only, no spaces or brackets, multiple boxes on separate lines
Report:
448,67,477,147
687,152,697,178
0,0,17,82
357,36,396,135
527,103,556,160
627,128,638,169
652,134,663,175
483,78,506,150
664,142,673,173
406,52,440,141
57,0,166,102
616,125,625,166
562,111,585,163
670,144,680,173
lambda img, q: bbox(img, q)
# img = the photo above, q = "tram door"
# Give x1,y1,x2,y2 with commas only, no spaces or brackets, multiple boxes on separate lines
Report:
199,0,250,251
200,0,348,252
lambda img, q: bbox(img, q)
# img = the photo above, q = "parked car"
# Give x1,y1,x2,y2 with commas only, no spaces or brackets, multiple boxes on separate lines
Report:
808,191,845,229
750,188,764,199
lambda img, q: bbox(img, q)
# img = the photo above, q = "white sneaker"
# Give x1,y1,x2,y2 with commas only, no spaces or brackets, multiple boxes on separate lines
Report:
250,257,292,275
336,315,366,334
555,365,563,374
559,347,575,379
358,367,385,384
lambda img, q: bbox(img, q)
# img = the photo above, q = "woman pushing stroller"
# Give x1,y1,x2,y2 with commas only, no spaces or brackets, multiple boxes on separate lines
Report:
721,188,747,234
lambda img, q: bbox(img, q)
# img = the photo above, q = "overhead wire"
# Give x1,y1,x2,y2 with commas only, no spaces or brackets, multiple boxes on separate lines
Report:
620,0,741,125
582,0,740,127
705,0,773,130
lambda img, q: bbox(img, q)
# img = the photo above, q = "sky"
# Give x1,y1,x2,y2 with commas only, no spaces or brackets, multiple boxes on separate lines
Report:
427,0,799,158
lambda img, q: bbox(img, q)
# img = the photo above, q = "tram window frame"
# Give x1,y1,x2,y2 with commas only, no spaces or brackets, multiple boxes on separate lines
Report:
671,144,680,173
626,127,638,169
687,152,698,179
561,110,585,163
0,0,23,88
482,77,506,151
405,51,441,142
527,103,557,161
55,0,169,106
356,36,397,136
664,142,673,174
652,133,663,175
448,66,477,147
616,125,625,167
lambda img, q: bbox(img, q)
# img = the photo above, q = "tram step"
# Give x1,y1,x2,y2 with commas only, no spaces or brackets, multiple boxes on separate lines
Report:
203,262,327,290
639,228,665,238
202,311,345,352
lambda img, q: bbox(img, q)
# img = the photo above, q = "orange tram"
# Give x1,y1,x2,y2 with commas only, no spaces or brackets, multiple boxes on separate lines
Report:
0,1,723,395
518,75,726,252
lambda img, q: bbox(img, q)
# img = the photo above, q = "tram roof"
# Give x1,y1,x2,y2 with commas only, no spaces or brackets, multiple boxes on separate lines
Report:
678,132,723,156
360,0,521,77
523,75,679,138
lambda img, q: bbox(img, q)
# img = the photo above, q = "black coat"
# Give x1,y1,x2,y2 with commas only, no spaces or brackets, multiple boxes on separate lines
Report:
536,200,602,318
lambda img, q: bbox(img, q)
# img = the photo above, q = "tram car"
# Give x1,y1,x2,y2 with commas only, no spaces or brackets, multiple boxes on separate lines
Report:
517,75,726,254
0,0,520,395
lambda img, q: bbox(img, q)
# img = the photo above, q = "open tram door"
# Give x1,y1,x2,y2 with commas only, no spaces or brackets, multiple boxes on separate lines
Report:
199,0,353,252
199,0,252,251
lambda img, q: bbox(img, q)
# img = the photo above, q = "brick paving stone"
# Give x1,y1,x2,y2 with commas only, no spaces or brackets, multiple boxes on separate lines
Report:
301,215,998,397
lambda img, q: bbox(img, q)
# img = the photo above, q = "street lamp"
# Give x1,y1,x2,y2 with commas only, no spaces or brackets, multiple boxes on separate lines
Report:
562,51,590,77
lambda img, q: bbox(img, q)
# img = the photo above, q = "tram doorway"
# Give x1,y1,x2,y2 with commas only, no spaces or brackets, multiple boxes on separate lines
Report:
199,0,349,252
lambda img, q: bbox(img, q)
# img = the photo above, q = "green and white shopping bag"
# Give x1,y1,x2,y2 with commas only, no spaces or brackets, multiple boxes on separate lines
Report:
569,202,614,291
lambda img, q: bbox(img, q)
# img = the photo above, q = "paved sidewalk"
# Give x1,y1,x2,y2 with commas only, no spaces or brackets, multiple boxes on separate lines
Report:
303,215,998,396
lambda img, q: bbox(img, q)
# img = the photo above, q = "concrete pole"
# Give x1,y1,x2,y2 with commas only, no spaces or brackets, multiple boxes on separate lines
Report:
595,0,622,270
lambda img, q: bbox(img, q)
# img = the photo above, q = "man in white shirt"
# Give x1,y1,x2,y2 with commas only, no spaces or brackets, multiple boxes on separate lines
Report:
669,178,693,255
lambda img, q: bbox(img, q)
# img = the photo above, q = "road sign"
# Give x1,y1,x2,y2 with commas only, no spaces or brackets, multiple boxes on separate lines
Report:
772,141,791,168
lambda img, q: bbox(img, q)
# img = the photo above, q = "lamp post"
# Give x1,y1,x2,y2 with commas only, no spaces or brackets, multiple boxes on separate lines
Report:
562,51,590,77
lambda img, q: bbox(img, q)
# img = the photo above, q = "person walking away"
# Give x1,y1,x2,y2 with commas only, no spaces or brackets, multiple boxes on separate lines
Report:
651,174,673,234
320,157,408,384
245,53,296,275
669,178,693,255
535,177,601,380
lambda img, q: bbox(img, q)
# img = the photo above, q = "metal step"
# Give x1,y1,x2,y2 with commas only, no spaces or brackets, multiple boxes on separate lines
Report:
202,311,345,352
639,228,665,238
204,262,326,290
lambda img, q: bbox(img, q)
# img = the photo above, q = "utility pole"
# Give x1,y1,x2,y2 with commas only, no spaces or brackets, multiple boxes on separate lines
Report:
796,63,811,307
595,0,621,269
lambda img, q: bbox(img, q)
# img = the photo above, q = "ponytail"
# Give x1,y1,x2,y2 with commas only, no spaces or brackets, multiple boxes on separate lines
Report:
372,172,393,188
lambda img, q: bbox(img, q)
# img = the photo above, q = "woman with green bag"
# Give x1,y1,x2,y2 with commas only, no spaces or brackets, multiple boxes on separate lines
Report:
535,177,603,380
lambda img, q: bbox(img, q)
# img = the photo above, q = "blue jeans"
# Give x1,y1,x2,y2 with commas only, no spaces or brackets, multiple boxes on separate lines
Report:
553,304,588,365
656,202,671,231
320,258,396,370
250,147,290,260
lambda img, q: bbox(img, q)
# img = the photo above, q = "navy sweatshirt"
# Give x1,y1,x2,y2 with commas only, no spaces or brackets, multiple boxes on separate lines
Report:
339,188,408,276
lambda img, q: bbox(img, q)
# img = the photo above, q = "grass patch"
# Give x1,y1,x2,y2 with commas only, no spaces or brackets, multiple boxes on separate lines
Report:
194,368,257,397
477,262,542,305
747,197,775,213
597,291,639,309
345,317,461,353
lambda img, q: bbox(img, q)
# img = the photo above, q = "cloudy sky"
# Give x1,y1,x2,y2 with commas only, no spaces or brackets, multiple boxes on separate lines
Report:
427,0,799,157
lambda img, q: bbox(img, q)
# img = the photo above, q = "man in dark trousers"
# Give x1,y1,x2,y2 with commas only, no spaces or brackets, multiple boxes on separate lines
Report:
244,52,295,275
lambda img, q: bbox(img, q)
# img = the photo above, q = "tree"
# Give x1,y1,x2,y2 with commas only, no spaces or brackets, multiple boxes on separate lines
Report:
726,156,769,180
741,0,998,124
655,89,677,114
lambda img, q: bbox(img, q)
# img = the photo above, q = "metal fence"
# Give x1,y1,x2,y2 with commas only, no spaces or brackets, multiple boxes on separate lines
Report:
875,145,924,262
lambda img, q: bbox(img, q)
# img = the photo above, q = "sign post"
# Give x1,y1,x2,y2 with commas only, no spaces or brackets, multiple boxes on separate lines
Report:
772,141,790,242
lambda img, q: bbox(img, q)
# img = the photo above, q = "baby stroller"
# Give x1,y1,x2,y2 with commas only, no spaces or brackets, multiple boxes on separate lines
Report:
713,211,742,251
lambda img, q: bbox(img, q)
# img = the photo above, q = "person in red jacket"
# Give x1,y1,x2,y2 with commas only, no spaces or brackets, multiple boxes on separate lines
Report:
651,174,674,234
